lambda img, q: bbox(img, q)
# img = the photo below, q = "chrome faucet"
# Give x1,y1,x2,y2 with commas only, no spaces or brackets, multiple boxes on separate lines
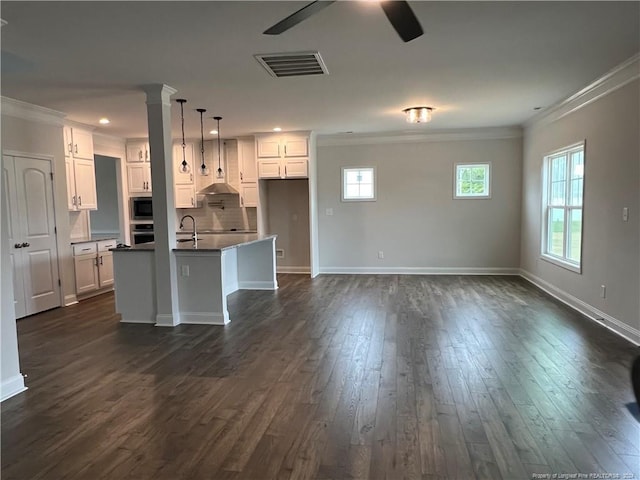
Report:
179,215,198,245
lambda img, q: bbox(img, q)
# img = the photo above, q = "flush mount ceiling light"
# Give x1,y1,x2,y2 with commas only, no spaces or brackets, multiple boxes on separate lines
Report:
98,117,110,125
197,108,209,176
176,99,191,174
403,106,433,124
273,127,282,132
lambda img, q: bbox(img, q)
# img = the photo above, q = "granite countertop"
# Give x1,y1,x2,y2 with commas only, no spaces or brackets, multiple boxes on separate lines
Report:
176,229,257,235
71,234,120,245
112,234,276,253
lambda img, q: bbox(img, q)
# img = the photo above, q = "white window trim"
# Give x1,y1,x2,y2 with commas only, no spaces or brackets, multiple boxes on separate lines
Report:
341,166,377,202
540,141,585,274
453,162,492,199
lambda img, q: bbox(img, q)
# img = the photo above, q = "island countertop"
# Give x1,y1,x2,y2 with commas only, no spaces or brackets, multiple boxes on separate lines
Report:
111,234,276,253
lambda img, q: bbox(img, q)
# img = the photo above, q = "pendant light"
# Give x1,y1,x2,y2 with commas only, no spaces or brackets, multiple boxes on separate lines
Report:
176,98,190,173
196,108,209,176
214,116,224,179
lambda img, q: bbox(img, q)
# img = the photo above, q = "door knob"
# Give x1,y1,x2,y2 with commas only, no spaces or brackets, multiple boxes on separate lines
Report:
21,242,30,248
14,243,22,249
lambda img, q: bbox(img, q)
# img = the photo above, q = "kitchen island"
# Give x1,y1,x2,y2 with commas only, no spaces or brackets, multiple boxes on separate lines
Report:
111,234,277,325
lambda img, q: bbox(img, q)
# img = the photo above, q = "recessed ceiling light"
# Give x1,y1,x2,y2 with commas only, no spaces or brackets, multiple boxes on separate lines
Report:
209,129,218,135
99,118,110,125
273,127,282,132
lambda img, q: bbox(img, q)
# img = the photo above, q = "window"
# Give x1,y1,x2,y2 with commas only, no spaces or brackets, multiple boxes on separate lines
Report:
342,167,376,201
542,142,584,272
455,163,491,198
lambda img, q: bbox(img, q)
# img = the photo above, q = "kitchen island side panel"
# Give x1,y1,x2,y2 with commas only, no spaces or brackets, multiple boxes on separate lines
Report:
112,250,156,323
237,237,278,290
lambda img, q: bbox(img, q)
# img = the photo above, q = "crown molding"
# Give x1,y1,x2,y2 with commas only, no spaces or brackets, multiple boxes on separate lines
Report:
317,126,522,147
93,132,126,152
524,53,640,131
1,96,66,126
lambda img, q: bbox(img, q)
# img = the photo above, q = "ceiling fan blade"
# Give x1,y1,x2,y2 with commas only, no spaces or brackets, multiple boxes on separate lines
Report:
380,1,423,43
263,1,336,35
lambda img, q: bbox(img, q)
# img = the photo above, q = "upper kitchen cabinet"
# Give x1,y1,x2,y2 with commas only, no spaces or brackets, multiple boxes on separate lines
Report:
64,125,97,210
126,141,150,163
238,137,257,184
256,133,309,179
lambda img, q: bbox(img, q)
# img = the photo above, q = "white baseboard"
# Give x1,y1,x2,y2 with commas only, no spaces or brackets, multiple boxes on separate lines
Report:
64,294,78,306
180,312,229,325
318,266,520,275
520,269,640,346
154,314,178,327
277,266,311,274
1,374,27,402
238,280,278,290
120,318,155,324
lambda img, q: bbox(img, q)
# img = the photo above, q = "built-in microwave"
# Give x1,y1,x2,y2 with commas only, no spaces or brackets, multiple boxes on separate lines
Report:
131,197,153,220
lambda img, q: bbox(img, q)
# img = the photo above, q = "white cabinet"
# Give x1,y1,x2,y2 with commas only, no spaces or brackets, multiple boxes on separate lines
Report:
239,184,258,207
64,126,97,210
238,138,257,183
127,163,152,193
175,184,197,208
127,141,150,163
174,143,195,185
256,134,309,179
64,126,94,160
73,239,116,297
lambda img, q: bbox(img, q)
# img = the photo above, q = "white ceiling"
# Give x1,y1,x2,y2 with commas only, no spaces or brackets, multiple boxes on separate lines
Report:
1,1,638,140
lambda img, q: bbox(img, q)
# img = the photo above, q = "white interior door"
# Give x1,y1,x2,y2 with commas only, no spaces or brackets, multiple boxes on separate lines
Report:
6,155,61,318
3,156,26,319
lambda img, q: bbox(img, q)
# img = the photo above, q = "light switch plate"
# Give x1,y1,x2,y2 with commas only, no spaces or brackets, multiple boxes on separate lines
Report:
623,207,629,222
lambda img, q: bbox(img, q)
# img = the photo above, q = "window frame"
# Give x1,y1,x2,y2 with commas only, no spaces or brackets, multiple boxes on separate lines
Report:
540,141,585,273
341,166,376,202
453,162,492,199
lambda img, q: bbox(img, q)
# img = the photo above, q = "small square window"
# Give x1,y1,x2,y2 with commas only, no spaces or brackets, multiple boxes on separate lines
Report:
454,163,491,199
342,167,376,201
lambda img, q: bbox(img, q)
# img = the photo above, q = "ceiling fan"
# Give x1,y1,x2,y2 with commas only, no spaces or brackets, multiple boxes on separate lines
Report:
263,1,424,43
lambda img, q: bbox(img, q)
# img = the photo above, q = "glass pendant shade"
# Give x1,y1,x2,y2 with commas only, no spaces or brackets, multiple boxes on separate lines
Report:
197,108,209,176
176,98,190,173
214,116,224,178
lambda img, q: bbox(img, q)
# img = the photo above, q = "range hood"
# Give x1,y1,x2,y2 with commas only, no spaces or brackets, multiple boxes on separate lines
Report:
196,182,238,196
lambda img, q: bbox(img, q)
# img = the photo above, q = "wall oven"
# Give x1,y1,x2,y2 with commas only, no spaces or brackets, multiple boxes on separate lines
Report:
131,223,154,245
131,197,153,221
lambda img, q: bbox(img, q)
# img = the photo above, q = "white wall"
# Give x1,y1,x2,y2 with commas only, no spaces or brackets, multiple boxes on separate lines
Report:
521,79,639,343
90,155,120,235
264,179,311,272
316,134,523,273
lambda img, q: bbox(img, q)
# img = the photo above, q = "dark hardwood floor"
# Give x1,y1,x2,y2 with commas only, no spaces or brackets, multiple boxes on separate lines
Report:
2,274,639,480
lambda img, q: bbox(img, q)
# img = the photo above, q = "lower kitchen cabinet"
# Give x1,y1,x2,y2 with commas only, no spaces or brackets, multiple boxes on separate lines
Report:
73,239,116,298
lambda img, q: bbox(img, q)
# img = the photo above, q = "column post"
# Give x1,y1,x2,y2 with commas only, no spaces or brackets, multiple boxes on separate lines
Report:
142,84,180,327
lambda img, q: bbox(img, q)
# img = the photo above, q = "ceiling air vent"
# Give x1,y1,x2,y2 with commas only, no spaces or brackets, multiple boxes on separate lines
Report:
254,51,329,78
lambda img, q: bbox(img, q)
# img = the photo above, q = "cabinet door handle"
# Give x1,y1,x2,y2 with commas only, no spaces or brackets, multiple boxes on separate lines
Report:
78,196,82,206
191,197,194,206
145,150,149,161
240,172,243,181
21,242,30,248
68,143,73,154
14,243,22,249
94,257,99,267
190,173,193,182
74,144,78,154
278,166,281,177
138,150,143,161
72,195,76,206
241,196,244,207
99,256,103,266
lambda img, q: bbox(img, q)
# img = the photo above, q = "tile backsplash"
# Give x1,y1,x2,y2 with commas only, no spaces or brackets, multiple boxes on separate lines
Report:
176,198,256,231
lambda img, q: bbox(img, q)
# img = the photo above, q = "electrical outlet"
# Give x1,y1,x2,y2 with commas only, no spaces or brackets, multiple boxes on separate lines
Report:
181,265,189,277
623,207,629,222
378,251,384,259
600,285,606,298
